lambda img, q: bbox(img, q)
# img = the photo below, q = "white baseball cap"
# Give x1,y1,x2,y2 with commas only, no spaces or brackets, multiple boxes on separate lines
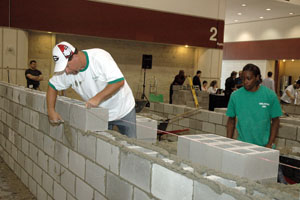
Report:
52,41,75,72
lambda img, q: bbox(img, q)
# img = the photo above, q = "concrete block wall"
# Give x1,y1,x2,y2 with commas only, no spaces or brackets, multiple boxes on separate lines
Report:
148,102,300,150
0,81,295,200
178,134,279,182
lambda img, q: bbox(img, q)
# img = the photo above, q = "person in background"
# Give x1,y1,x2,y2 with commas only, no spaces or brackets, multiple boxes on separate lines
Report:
226,63,284,183
207,80,218,94
25,60,43,90
202,80,208,91
280,80,300,104
225,71,237,105
235,70,243,89
47,41,136,138
262,71,275,91
192,70,202,90
169,70,186,104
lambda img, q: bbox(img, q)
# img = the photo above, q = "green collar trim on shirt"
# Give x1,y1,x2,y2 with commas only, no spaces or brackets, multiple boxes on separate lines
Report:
80,51,89,72
108,77,124,84
48,82,57,90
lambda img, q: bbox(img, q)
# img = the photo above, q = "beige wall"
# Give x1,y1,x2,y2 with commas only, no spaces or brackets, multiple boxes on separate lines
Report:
279,60,300,84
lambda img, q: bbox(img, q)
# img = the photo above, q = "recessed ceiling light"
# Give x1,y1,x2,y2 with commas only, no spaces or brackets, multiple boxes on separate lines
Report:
237,12,242,15
185,45,189,48
289,12,294,15
292,59,295,62
283,59,286,62
259,16,264,19
266,8,271,11
241,4,246,7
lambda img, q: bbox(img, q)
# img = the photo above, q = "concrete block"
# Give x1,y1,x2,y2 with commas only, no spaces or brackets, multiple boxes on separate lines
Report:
22,138,29,155
8,128,15,145
209,112,224,125
33,163,43,185
49,124,63,142
85,160,106,194
8,155,14,170
21,168,29,187
44,135,55,157
173,105,185,115
17,120,26,137
106,172,133,200
197,110,209,122
39,113,50,134
94,191,107,200
164,104,174,114
38,150,48,171
25,125,34,142
151,164,193,200
54,181,67,200
6,113,13,128
12,144,17,160
32,93,47,114
154,103,164,113
25,156,33,176
19,90,27,106
69,104,108,132
43,171,54,196
48,157,61,182
178,118,190,127
134,187,154,200
120,152,151,192
193,180,219,199
12,118,19,132
202,122,216,133
286,139,300,147
61,166,75,194
136,115,157,141
278,123,297,140
216,125,227,137
14,162,21,178
96,139,119,174
22,107,30,124
78,132,96,161
275,138,286,149
33,129,44,150
205,175,237,188
67,194,76,200
56,99,71,122
297,127,300,142
30,110,40,129
29,176,37,196
37,184,48,200
76,177,94,200
29,143,38,163
54,142,69,168
69,150,85,179
62,126,78,150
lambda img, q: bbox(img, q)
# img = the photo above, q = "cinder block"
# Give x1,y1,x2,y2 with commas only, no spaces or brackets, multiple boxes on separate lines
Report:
193,181,220,199
22,107,31,124
208,112,224,125
33,163,43,185
106,172,133,200
85,160,106,194
12,144,17,160
32,93,47,114
214,108,227,114
69,104,108,132
54,142,69,168
38,149,49,171
286,139,300,148
178,118,190,127
120,152,151,192
33,129,44,150
29,143,38,163
222,115,229,126
37,183,48,200
39,113,50,134
134,187,154,200
61,166,75,194
48,157,61,182
94,191,106,200
25,125,34,142
30,110,40,129
62,126,78,150
78,132,96,161
43,171,54,196
69,150,85,179
17,120,26,137
151,164,193,200
96,139,119,174
76,177,94,200
67,194,76,200
278,123,297,140
136,115,157,142
216,125,227,137
54,181,67,200
44,135,55,157
21,168,29,187
49,124,63,142
202,122,216,133
25,156,33,176
22,138,29,155
19,90,27,106
28,176,37,196
197,110,209,122
56,99,71,122
173,105,185,115
154,103,164,113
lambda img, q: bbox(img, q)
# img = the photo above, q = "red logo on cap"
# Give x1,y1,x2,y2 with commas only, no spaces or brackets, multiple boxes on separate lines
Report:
58,44,73,59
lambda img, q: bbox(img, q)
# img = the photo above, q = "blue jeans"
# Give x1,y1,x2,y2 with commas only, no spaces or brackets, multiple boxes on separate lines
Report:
108,108,136,138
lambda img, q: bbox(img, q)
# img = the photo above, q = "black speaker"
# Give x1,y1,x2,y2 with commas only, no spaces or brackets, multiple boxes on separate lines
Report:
142,54,152,69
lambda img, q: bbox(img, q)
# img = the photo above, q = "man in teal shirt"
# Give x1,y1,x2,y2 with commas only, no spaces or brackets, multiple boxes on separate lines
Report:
226,64,282,148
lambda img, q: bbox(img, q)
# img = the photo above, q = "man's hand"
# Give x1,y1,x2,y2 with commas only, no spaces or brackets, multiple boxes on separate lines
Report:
48,110,64,125
86,96,101,108
265,143,272,148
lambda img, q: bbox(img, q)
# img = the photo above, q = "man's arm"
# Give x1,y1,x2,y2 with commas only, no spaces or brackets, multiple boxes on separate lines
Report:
227,117,236,138
26,74,43,81
46,85,63,123
266,117,280,148
286,90,295,101
86,80,124,108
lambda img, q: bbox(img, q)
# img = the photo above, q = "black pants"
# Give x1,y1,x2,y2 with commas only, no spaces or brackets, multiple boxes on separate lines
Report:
169,84,173,104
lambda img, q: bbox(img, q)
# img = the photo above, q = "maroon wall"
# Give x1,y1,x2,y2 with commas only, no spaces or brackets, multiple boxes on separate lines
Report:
0,0,224,49
223,38,300,60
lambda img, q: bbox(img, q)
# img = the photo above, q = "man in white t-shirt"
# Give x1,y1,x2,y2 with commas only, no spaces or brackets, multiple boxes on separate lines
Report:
280,80,300,104
262,71,275,91
47,41,136,138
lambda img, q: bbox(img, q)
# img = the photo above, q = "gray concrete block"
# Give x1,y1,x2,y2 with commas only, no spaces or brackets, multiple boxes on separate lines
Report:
94,191,106,200
78,132,96,161
163,104,174,114
29,143,38,163
25,125,34,142
19,90,27,106
173,105,185,115
178,118,190,127
278,123,297,140
39,113,50,134
22,138,29,155
37,184,48,200
54,181,67,200
96,139,119,174
154,103,164,113
12,88,21,103
209,112,224,125
32,93,47,114
28,176,37,196
62,126,78,150
44,135,55,157
67,193,76,200
17,120,26,137
106,172,133,200
61,166,75,194
49,123,63,142
15,134,22,150
202,122,216,133
286,139,300,147
25,156,33,176
75,177,94,200
216,125,227,137
85,160,106,194
197,110,209,122
22,107,31,124
17,149,25,166
48,157,61,182
297,126,300,142
43,171,54,196
33,163,43,185
54,142,69,168
56,99,71,122
38,149,49,171
69,150,85,179
120,152,151,192
134,188,154,200
12,144,17,160
136,115,157,141
151,164,193,200
20,168,29,187
33,129,44,150
6,87,13,101
70,104,108,132
30,110,40,129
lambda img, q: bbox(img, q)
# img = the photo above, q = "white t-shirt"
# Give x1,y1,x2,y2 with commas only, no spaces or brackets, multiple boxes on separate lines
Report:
49,49,135,121
262,78,275,91
281,84,295,104
207,86,217,94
